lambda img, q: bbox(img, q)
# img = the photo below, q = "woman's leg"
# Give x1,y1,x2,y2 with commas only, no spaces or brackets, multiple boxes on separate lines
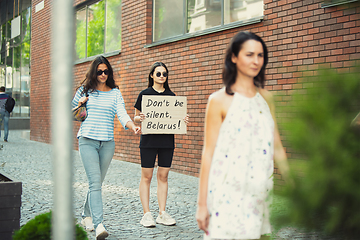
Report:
157,167,170,213
79,137,114,228
98,140,115,183
79,137,102,226
156,148,174,213
139,148,157,214
82,140,115,219
139,167,154,213
82,192,91,218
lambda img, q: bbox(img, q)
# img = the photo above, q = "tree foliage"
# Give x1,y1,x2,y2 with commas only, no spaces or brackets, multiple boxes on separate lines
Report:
75,0,122,60
275,67,360,239
87,1,105,57
106,0,122,52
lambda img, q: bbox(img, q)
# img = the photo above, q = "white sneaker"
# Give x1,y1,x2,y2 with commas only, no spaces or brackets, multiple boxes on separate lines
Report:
95,223,109,239
140,212,156,227
156,211,176,226
80,217,94,231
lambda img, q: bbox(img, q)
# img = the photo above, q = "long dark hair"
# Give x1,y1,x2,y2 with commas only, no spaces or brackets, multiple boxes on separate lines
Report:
148,62,171,91
223,31,268,95
78,55,118,95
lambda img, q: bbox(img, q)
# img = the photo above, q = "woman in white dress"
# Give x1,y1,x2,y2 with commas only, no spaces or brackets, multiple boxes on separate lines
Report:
196,31,289,240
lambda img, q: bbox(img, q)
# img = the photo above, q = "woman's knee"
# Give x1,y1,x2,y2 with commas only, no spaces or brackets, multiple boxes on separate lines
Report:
88,180,102,192
157,169,169,183
141,175,152,184
141,169,154,184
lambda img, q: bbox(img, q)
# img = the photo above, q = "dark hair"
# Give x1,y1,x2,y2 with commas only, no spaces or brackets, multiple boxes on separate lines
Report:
0,86,5,92
148,62,171,91
223,31,268,95
78,55,118,95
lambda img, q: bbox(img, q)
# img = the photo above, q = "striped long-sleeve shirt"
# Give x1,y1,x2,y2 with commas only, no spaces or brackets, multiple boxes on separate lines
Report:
72,87,132,141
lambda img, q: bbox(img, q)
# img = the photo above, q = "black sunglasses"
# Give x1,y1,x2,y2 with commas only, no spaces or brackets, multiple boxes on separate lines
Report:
97,69,109,76
155,72,168,78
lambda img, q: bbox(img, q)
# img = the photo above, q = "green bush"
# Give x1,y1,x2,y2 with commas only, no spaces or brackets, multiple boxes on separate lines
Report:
275,67,360,239
13,211,88,240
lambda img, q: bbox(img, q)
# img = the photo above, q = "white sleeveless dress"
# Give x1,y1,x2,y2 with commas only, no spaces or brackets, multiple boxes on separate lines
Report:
205,92,274,240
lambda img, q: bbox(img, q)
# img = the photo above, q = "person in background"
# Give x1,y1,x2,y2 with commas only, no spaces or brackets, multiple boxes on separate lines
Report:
196,31,289,240
134,62,189,228
0,86,10,142
72,56,140,239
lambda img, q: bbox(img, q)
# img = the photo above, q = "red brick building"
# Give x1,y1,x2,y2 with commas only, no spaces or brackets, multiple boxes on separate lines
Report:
28,0,360,177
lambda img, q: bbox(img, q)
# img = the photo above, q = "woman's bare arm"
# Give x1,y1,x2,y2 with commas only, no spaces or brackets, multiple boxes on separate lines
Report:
196,92,226,233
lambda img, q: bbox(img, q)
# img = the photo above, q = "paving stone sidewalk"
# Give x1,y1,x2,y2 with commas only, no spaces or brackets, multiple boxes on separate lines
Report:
1,130,343,240
0,130,203,239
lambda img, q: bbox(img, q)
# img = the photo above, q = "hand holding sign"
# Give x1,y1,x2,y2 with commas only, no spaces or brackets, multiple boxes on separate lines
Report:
141,96,187,134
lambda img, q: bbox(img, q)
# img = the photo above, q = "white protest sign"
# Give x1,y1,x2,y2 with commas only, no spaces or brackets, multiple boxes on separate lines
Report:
141,96,187,134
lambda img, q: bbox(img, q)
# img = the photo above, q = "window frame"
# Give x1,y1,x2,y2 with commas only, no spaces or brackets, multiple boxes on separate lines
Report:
321,0,359,8
74,0,122,64
0,6,32,118
147,0,264,48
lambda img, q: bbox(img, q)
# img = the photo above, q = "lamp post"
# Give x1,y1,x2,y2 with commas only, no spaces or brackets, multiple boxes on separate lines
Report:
51,0,74,239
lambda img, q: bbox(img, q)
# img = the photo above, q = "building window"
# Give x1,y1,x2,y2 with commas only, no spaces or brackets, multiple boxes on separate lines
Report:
0,6,31,118
75,0,122,61
322,0,359,8
153,0,263,42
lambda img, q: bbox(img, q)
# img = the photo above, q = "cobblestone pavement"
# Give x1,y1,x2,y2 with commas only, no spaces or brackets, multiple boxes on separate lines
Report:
0,131,343,240
1,131,203,240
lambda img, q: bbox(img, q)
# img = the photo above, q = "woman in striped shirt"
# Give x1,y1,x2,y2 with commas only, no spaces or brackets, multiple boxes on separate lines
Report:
72,56,140,239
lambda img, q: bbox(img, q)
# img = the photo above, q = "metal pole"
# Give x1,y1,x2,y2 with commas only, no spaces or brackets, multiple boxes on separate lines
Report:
51,0,74,239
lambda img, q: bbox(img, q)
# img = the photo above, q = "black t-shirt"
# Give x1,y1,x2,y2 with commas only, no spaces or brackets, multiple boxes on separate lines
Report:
134,87,176,148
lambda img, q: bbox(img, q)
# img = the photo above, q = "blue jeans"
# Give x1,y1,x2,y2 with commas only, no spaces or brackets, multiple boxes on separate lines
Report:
0,111,9,141
78,137,115,228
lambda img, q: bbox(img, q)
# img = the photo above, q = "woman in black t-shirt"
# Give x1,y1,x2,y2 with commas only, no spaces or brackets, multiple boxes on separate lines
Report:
134,62,189,228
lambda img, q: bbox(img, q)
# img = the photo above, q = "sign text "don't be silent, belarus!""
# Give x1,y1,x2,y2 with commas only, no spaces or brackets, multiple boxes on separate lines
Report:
141,96,187,134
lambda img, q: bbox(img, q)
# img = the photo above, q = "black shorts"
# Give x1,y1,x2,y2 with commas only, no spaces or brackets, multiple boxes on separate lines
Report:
140,148,174,168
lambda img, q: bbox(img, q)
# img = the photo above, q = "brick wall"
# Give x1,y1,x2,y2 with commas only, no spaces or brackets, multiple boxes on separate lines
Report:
30,0,52,143
260,0,360,175
31,0,360,177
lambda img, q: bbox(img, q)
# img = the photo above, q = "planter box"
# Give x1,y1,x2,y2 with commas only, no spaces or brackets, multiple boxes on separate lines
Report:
0,172,22,240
